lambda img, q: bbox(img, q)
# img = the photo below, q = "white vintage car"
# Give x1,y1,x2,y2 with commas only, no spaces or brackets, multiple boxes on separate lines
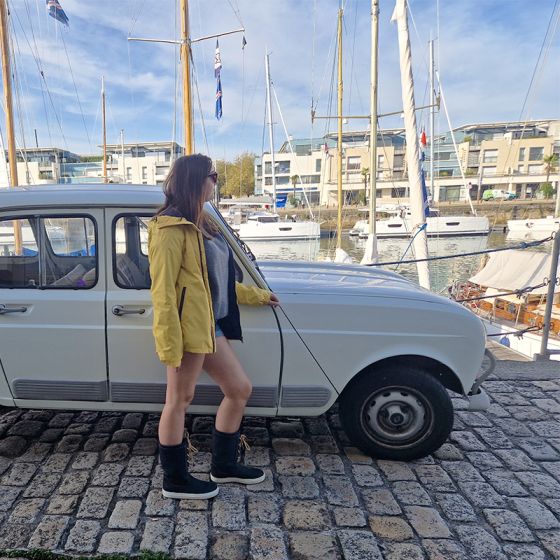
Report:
0,185,489,460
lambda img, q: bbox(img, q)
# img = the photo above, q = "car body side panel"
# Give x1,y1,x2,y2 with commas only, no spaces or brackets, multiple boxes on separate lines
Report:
279,293,485,395
0,356,15,407
275,308,339,417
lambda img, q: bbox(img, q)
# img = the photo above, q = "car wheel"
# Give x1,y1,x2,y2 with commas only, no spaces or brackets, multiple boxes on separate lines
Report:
339,366,454,461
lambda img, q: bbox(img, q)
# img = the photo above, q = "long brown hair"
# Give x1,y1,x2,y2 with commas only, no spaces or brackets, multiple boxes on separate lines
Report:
156,154,217,235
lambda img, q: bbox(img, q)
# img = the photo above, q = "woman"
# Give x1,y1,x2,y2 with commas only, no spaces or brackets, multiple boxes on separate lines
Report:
148,154,280,500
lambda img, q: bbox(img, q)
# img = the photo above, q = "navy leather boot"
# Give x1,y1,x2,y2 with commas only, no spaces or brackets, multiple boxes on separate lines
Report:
159,440,218,500
210,427,265,484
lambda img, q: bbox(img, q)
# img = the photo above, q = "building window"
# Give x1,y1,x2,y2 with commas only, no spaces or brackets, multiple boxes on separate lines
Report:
483,166,497,176
264,162,272,174
264,177,272,186
391,187,406,198
529,147,544,161
256,165,262,177
142,167,148,181
377,154,385,168
483,149,498,164
277,161,290,174
517,165,525,174
315,159,322,173
126,167,132,181
347,156,361,172
528,164,543,175
518,147,525,161
39,170,53,180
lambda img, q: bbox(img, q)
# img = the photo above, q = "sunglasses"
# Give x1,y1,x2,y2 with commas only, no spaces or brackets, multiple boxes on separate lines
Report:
208,171,218,184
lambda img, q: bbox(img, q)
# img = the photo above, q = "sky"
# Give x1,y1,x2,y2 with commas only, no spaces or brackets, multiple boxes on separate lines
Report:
3,0,559,161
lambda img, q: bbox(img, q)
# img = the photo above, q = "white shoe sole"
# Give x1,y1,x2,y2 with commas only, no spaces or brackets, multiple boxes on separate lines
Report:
210,473,266,485
162,487,219,500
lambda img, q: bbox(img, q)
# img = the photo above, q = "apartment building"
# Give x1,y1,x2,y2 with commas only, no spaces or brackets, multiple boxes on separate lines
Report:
0,141,182,187
256,119,560,205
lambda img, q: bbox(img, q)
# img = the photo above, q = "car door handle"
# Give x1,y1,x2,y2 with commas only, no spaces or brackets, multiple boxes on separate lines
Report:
112,305,146,316
0,304,28,315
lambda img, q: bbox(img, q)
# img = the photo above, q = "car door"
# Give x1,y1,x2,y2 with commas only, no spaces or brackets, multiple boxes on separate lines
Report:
0,209,108,408
105,208,282,415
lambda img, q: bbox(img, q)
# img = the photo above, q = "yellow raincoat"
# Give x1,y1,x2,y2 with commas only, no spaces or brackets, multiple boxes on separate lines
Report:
148,214,272,367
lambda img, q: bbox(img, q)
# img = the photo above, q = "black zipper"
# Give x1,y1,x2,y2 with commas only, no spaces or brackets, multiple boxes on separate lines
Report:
178,287,186,318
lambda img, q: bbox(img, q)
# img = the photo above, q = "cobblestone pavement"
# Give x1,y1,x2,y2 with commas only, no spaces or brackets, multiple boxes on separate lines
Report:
1,371,560,559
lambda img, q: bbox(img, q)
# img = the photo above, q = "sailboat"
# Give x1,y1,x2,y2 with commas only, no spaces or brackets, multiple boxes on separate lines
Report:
231,53,321,242
356,11,489,246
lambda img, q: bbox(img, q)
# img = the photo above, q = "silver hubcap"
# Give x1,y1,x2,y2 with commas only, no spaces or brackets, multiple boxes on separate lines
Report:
364,388,430,444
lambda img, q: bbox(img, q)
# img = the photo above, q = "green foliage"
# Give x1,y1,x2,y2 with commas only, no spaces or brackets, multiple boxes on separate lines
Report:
463,135,473,143
288,194,299,207
357,190,367,205
79,155,103,162
215,152,256,198
539,182,555,199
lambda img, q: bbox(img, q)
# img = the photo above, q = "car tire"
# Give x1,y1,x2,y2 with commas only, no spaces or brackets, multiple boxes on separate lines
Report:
339,366,454,461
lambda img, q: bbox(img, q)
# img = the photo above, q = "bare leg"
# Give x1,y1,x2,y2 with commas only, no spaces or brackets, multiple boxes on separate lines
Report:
158,352,205,445
203,336,252,433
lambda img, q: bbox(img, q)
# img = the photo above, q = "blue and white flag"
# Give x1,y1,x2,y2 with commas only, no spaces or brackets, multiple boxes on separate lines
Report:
214,40,222,78
46,0,69,26
214,40,223,119
215,75,223,120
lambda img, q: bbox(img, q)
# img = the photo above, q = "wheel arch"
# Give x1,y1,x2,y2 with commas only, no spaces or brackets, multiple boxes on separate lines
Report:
339,354,464,401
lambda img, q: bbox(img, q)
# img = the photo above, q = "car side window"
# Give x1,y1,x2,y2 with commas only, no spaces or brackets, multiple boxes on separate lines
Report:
0,215,98,289
113,214,152,289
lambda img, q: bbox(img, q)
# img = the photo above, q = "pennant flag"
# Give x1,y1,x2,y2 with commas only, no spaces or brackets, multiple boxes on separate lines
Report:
420,128,427,149
46,0,69,26
215,75,223,120
214,40,222,78
242,35,247,49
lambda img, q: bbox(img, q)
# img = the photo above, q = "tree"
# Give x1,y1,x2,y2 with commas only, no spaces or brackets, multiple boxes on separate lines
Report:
539,182,555,199
290,174,299,199
361,167,369,204
215,152,256,198
543,153,558,184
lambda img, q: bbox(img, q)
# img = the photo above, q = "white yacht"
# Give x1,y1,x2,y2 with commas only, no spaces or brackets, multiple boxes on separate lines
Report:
507,216,560,239
230,211,321,241
350,205,490,238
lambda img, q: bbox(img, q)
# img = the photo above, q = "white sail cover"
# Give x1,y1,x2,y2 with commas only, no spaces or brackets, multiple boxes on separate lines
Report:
469,249,560,294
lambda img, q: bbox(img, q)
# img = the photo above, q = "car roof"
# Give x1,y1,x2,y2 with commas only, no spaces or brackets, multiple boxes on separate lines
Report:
0,184,165,210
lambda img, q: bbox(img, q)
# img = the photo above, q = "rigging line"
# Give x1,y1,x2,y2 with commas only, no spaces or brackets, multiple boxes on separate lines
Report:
10,6,69,151
128,0,148,37
171,0,179,159
9,8,35,148
346,0,358,116
365,233,555,268
310,0,316,134
16,0,53,148
313,18,339,114
486,1,559,227
60,33,93,152
190,54,210,156
225,0,244,27
271,82,314,217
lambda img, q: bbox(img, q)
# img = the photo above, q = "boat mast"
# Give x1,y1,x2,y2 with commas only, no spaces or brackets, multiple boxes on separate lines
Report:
0,0,22,252
362,0,379,265
0,0,17,188
392,0,430,289
180,0,193,155
265,52,277,214
429,39,436,202
102,76,107,183
120,129,125,181
336,7,343,250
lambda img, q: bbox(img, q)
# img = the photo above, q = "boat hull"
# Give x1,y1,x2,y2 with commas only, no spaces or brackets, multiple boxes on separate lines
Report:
232,220,321,241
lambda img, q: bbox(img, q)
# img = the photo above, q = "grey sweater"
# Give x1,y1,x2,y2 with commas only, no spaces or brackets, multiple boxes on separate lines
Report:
203,232,230,321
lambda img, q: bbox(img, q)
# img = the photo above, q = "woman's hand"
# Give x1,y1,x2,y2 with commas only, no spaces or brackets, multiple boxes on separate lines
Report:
268,293,280,307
